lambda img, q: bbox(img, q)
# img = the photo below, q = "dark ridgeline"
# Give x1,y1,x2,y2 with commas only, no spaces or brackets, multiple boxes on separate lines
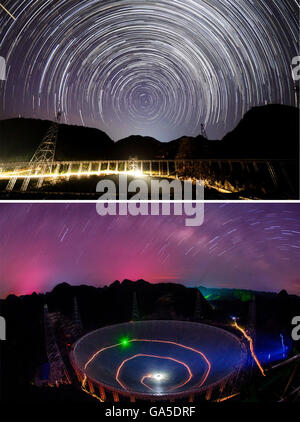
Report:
0,104,298,161
0,104,298,200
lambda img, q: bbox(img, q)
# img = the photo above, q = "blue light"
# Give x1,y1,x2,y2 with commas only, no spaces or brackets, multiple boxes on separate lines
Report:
280,334,287,359
255,331,292,365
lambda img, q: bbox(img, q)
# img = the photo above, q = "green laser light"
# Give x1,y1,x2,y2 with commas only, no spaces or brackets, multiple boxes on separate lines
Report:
120,337,130,347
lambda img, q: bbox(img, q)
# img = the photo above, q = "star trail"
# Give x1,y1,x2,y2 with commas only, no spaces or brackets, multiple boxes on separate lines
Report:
0,0,298,141
0,203,299,298
0,3,15,20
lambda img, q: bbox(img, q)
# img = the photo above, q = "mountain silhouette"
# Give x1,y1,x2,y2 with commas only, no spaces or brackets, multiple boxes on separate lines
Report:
0,105,298,161
220,104,299,159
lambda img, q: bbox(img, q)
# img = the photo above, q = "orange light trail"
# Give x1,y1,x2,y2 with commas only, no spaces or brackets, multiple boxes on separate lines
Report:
80,338,211,399
141,374,152,389
233,321,266,377
215,392,240,402
81,377,104,403
0,169,146,180
116,353,192,392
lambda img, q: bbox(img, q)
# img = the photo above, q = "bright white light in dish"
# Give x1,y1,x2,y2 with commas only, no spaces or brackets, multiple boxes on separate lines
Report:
152,372,165,381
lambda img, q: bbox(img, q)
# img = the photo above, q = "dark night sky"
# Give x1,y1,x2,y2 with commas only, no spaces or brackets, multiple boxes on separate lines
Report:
0,203,299,298
0,0,298,141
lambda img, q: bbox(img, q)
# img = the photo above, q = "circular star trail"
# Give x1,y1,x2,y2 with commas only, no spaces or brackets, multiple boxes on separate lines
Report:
0,0,298,141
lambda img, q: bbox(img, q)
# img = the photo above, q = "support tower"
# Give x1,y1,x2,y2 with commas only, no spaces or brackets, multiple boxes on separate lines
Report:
20,109,61,191
44,304,70,386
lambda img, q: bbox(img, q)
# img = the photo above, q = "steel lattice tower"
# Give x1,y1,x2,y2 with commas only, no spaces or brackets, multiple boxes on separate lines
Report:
247,295,257,377
20,109,62,191
72,297,83,336
194,290,204,320
131,291,140,321
201,123,209,154
201,123,207,139
128,156,138,172
43,304,70,386
291,64,299,108
294,81,299,108
248,295,256,338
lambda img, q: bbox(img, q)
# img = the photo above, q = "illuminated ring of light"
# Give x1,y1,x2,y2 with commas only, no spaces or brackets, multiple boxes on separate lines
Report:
0,169,146,180
83,338,211,393
117,353,192,392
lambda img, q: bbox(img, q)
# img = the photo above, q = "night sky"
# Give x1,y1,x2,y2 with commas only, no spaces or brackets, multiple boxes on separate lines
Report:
0,203,299,298
0,0,298,141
